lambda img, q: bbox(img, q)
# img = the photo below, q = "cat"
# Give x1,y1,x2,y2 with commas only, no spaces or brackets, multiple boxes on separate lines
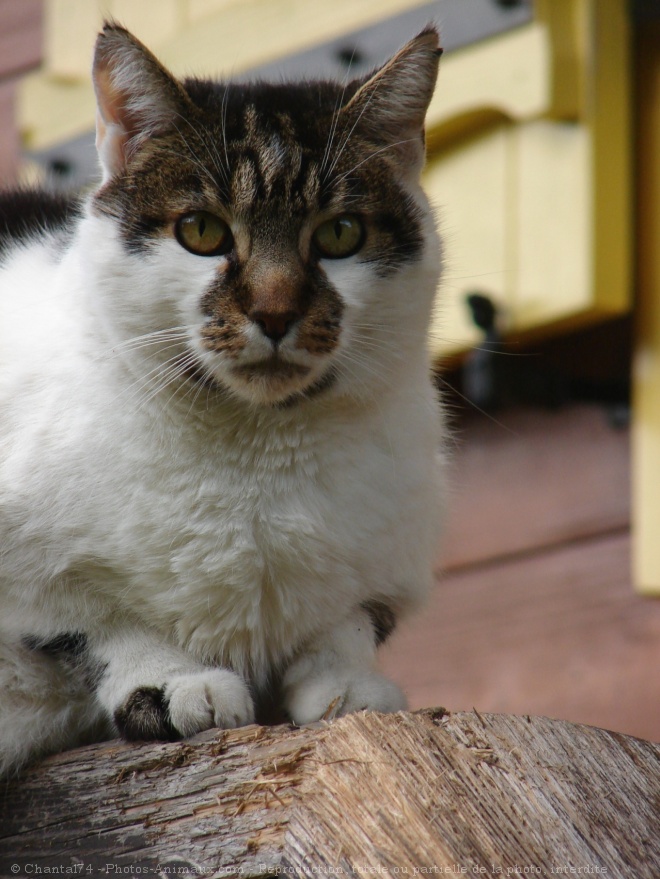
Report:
0,21,445,775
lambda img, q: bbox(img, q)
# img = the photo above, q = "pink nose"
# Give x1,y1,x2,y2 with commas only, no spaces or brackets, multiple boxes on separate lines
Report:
250,310,299,343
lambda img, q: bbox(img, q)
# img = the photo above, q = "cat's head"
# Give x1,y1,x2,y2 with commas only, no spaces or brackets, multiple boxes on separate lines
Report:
90,23,441,407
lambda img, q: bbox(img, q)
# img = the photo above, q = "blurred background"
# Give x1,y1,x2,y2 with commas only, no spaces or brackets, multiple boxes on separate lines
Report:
1,0,659,741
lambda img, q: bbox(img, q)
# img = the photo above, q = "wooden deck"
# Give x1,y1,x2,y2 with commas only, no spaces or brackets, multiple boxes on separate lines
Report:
380,403,660,743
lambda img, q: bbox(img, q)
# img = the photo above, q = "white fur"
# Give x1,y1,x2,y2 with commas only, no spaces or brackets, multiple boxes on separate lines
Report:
0,178,444,772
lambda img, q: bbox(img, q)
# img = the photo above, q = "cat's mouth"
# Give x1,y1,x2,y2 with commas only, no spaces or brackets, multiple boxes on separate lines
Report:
224,355,320,404
191,352,333,406
231,358,311,381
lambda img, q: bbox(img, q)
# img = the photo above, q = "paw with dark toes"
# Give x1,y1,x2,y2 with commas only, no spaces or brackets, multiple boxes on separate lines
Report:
112,669,254,742
114,686,179,742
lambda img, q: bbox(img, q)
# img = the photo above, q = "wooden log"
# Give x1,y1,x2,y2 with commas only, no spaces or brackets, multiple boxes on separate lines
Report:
1,709,659,876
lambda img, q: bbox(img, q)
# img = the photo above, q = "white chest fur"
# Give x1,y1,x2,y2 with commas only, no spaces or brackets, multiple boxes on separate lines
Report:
0,331,441,681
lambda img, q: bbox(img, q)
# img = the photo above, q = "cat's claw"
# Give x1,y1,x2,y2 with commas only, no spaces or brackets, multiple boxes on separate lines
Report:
283,667,407,726
114,669,254,741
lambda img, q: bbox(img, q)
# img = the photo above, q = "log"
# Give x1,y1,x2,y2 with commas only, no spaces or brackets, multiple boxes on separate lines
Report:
1,709,658,877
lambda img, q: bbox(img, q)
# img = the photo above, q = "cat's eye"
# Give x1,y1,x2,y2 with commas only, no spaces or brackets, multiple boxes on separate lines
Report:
175,211,233,256
312,215,365,259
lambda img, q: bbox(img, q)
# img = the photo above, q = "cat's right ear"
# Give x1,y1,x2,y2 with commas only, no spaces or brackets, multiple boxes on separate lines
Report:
93,22,190,182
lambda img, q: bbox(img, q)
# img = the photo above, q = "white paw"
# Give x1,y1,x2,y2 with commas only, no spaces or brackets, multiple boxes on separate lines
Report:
283,667,407,726
165,669,255,737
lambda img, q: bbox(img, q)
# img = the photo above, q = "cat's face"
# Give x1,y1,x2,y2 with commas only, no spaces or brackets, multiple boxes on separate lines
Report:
91,25,440,406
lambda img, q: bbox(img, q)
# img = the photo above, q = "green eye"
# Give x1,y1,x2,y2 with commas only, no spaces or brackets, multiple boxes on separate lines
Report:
312,215,365,259
175,211,233,256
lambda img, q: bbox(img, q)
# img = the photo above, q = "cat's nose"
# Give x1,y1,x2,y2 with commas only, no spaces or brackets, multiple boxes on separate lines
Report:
251,310,299,343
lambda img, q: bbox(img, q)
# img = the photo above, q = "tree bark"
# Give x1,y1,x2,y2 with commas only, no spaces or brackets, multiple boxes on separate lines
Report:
1,708,658,877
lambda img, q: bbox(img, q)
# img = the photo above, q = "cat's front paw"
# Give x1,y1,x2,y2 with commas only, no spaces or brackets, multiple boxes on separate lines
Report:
283,666,407,726
114,669,254,741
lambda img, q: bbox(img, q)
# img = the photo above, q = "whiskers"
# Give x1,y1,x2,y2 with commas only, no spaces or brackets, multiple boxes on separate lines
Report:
170,109,231,192
332,138,417,190
103,326,218,415
106,326,191,357
319,59,358,182
119,350,197,409
338,318,526,433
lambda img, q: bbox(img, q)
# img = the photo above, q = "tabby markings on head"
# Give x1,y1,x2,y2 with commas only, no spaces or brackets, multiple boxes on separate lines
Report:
91,22,438,405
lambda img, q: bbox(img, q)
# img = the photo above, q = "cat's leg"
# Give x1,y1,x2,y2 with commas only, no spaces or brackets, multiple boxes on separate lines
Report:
282,602,406,724
0,635,109,776
91,628,254,741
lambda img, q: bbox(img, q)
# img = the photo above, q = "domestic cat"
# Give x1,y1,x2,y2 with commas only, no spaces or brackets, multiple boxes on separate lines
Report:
0,22,445,774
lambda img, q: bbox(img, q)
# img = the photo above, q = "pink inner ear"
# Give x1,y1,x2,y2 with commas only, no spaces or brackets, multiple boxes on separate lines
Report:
95,66,128,129
94,64,136,180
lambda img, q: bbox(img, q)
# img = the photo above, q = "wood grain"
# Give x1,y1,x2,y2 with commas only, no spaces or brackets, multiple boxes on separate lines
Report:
1,709,658,875
1,722,309,875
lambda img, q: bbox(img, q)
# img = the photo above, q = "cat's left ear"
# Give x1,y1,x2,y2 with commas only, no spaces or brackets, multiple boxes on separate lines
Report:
93,22,191,182
342,27,441,175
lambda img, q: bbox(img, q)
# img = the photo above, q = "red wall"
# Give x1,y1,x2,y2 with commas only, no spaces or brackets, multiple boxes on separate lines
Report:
0,0,43,184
